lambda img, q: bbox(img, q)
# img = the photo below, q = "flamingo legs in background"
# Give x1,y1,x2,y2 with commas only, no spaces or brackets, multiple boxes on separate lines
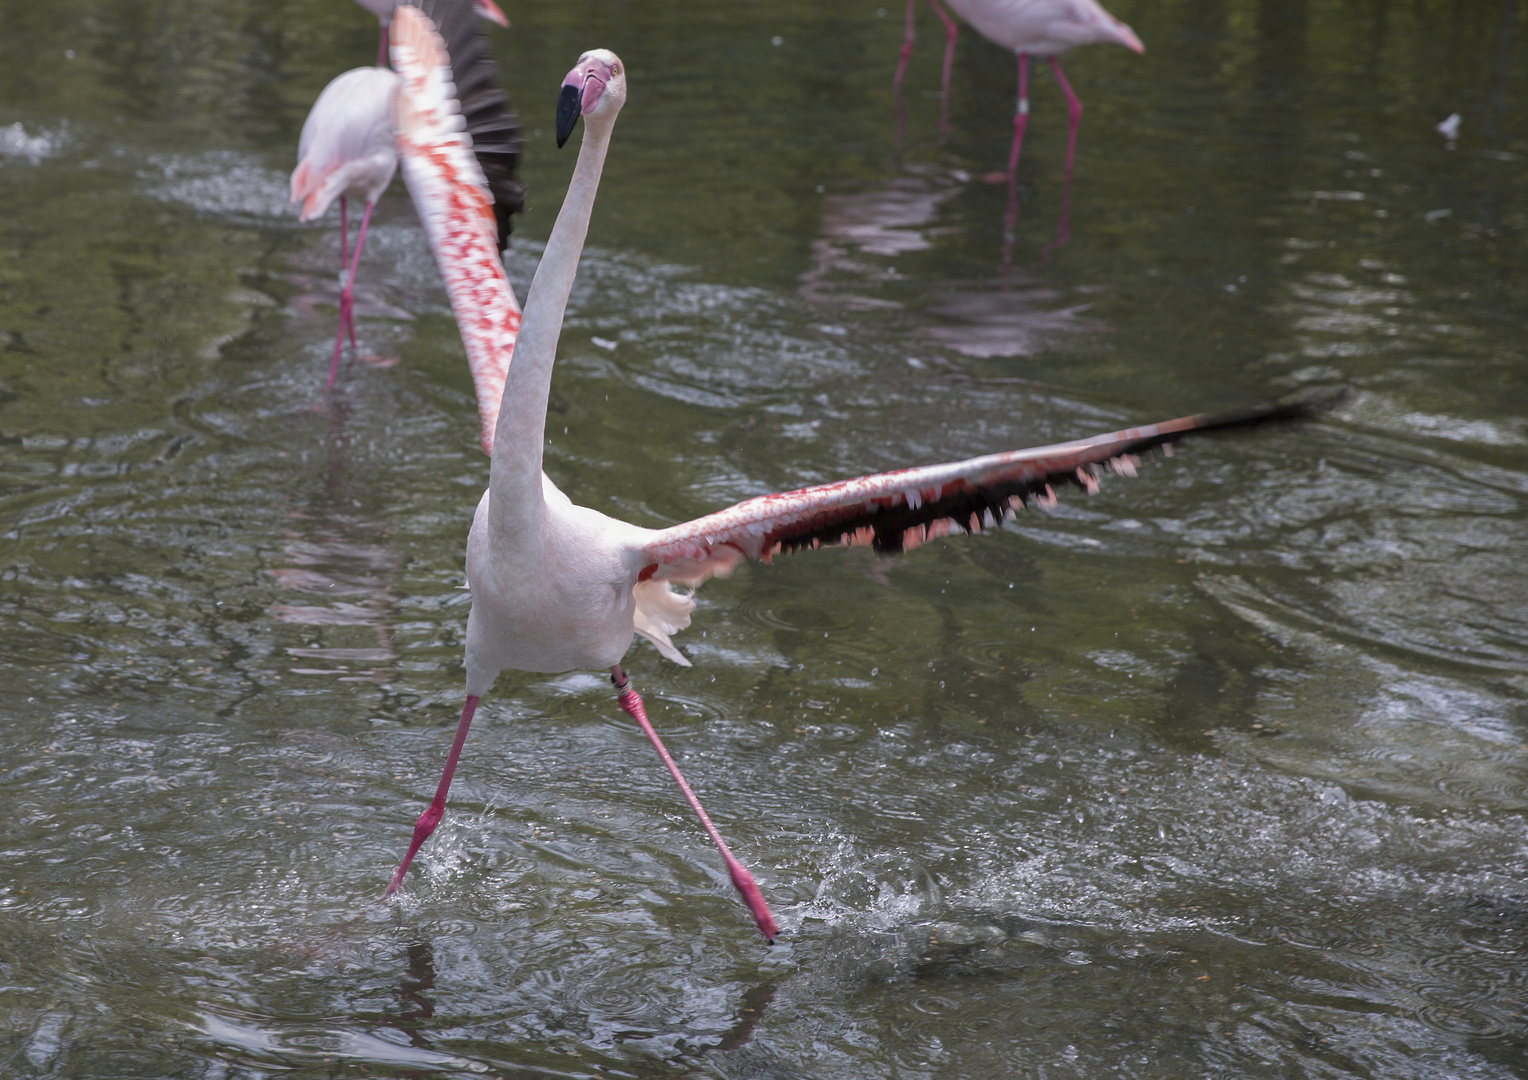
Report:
895,0,959,133
898,0,1142,261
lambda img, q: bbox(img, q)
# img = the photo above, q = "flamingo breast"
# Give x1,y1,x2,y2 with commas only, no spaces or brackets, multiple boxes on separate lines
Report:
461,485,652,691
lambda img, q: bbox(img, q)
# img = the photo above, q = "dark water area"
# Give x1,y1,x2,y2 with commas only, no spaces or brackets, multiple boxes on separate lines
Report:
3,0,1528,1076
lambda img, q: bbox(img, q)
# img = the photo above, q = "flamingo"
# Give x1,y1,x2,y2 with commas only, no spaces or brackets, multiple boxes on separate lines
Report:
381,5,1311,940
292,66,400,388
293,0,525,424
894,0,1144,182
353,0,508,68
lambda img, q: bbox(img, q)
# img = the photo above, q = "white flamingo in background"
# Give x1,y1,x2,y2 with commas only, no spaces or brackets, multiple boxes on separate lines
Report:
353,0,507,67
895,0,1143,181
292,66,399,389
381,5,1309,940
293,0,524,450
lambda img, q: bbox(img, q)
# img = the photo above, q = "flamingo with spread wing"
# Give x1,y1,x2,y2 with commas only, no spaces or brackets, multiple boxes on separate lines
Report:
381,5,1310,940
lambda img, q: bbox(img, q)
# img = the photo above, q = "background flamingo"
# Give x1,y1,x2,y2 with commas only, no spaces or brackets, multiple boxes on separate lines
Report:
293,0,525,432
895,0,1143,183
292,66,399,388
382,5,1311,940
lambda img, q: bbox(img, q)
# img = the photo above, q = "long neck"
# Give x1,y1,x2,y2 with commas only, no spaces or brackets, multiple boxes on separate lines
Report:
487,114,614,528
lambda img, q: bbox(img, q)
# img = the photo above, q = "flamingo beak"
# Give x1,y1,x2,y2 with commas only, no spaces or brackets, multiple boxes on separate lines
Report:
1113,20,1145,54
556,57,613,147
472,0,510,28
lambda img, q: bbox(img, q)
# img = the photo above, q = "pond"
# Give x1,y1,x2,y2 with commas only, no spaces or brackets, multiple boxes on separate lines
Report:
2,0,1526,1076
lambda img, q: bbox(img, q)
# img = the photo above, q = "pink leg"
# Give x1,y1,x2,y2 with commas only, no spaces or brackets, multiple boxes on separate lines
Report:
338,197,355,345
1007,53,1032,179
1037,57,1080,262
328,198,374,387
894,0,916,89
612,666,778,942
377,23,389,69
381,694,481,899
1049,57,1083,180
928,0,958,133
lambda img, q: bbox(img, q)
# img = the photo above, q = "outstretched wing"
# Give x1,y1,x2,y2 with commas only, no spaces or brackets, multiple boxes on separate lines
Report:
636,401,1312,585
390,4,520,455
413,0,525,251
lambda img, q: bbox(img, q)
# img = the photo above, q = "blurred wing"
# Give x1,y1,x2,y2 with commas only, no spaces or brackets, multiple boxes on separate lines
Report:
637,401,1312,585
390,4,521,455
414,0,525,250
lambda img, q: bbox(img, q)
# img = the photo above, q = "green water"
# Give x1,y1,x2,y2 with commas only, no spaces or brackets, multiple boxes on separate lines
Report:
3,0,1527,1076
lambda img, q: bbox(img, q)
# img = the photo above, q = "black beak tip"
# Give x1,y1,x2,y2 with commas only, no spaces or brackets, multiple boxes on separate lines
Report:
555,84,581,148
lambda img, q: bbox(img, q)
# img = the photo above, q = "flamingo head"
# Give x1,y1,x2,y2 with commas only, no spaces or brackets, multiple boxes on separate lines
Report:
472,0,510,28
1104,17,1145,55
556,49,625,148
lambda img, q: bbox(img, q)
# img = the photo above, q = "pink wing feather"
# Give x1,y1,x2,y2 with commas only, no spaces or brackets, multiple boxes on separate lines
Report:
390,5,520,455
637,402,1313,585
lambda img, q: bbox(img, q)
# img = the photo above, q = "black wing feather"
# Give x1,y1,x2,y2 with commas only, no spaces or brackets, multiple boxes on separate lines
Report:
778,398,1320,557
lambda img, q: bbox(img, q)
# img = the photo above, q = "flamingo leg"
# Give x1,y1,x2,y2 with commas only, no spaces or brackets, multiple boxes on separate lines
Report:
1036,58,1081,262
611,666,778,942
928,0,958,133
339,196,350,271
329,198,374,387
1049,57,1083,180
894,0,916,89
382,694,481,899
338,197,355,345
1007,52,1032,179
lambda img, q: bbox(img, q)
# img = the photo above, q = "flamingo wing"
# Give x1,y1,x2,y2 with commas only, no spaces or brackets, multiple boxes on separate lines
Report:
390,4,520,456
636,400,1314,586
414,0,525,251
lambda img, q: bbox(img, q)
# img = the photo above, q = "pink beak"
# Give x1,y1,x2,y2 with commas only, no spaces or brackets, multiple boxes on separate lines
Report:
1113,20,1145,54
556,56,613,147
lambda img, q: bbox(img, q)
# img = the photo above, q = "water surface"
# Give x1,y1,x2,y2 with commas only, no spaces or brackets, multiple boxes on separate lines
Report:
3,1,1528,1077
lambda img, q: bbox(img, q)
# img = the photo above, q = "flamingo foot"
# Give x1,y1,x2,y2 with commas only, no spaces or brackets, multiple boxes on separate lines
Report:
612,667,779,942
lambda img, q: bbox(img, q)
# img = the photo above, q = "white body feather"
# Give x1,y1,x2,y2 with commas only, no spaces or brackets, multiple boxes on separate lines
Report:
292,67,400,221
944,0,1142,54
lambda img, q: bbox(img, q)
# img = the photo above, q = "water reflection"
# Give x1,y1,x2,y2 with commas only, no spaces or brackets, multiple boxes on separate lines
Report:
268,402,400,684
921,270,1105,357
802,167,1104,357
799,169,961,309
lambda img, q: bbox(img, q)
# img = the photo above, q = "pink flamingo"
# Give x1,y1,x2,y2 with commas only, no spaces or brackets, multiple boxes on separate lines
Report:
292,66,400,389
293,0,525,416
895,0,1143,180
353,0,507,68
381,6,1308,940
